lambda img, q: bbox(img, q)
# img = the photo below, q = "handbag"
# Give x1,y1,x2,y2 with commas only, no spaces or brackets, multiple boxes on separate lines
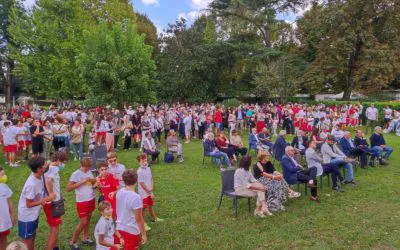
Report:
164,151,175,163
43,176,65,217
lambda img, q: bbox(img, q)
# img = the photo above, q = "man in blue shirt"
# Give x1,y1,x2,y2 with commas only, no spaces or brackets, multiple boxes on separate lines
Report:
370,126,393,165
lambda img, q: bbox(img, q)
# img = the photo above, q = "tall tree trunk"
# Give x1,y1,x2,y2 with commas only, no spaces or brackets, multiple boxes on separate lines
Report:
260,26,271,48
4,59,14,108
342,38,363,100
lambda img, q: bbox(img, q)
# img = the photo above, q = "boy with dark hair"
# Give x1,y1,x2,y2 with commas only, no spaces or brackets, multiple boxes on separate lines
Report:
18,156,53,250
67,157,97,249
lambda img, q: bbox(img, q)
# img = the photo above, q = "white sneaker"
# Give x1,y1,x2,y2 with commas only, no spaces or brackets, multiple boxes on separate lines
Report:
74,157,77,161
254,209,266,218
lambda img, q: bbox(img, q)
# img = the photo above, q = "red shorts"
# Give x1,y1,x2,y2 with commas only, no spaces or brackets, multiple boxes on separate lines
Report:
96,132,106,137
43,203,63,226
76,199,95,218
25,140,32,146
118,230,139,250
142,196,154,209
18,141,25,150
0,229,10,237
5,144,17,153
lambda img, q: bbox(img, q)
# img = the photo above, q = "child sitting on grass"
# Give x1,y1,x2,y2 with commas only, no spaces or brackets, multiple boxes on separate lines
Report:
0,167,15,250
137,153,164,232
94,201,124,250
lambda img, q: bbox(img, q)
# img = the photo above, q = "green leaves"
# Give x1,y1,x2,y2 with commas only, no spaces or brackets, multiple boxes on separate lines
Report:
79,21,157,107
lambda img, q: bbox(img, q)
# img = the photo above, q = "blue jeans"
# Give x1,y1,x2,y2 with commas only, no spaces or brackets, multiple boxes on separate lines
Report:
331,159,354,181
209,151,231,168
372,146,393,159
71,142,83,159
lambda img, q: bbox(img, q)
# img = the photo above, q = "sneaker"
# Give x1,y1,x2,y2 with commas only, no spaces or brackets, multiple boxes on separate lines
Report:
81,239,95,245
280,205,286,211
74,157,77,161
10,163,20,168
341,180,351,185
379,159,389,166
289,191,301,199
220,167,226,172
152,217,164,223
332,186,345,192
144,223,151,231
369,160,375,168
254,209,266,218
69,243,80,250
349,180,356,186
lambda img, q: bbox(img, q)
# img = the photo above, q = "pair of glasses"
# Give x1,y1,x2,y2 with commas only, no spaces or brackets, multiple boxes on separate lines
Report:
108,159,117,163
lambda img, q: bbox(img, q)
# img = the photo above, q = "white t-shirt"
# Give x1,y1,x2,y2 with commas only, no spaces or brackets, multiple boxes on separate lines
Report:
18,174,44,222
108,164,126,188
3,126,21,145
94,216,115,250
116,188,142,235
384,108,392,119
44,166,61,202
137,166,152,199
366,107,378,121
69,169,95,202
0,183,13,232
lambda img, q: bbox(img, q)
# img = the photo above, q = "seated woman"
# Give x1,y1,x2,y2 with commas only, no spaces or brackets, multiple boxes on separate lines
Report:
216,131,237,164
234,155,272,218
142,132,160,163
166,130,184,163
230,129,248,157
253,152,300,212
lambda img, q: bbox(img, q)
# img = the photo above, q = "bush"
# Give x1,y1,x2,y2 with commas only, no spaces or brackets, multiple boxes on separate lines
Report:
221,98,241,108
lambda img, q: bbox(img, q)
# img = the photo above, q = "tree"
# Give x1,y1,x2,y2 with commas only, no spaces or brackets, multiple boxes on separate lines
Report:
156,18,237,102
210,0,308,48
254,54,308,103
136,13,159,57
78,20,157,106
299,0,400,100
0,0,25,107
9,0,87,98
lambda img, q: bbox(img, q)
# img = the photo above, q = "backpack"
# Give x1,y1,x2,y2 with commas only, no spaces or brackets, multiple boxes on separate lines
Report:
164,151,175,163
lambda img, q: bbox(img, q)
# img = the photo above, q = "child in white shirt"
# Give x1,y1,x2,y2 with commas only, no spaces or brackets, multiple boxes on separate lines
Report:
137,154,164,232
94,201,123,250
67,157,97,249
18,156,52,250
0,167,15,250
116,169,147,249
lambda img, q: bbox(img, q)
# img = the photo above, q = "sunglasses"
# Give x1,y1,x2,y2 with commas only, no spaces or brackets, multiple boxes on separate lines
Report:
107,159,117,163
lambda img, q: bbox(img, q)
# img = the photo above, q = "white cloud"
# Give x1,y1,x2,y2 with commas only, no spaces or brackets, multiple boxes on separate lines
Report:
191,0,212,10
141,0,160,6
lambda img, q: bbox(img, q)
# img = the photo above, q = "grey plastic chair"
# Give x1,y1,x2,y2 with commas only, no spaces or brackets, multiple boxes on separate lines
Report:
217,169,251,217
91,145,107,175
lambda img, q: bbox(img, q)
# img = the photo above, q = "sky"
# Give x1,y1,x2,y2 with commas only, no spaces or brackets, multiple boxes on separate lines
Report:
24,0,301,34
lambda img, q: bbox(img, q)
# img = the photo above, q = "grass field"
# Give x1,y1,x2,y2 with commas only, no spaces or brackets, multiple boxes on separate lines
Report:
3,129,400,250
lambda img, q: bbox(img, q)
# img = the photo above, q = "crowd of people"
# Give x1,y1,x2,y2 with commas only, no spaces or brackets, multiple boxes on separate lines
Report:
0,101,396,249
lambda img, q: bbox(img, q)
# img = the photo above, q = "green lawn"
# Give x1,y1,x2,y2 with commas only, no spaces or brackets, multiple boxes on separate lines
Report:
3,130,400,249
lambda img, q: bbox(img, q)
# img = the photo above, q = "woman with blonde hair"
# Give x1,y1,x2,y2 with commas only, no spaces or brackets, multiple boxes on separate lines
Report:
253,151,300,211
